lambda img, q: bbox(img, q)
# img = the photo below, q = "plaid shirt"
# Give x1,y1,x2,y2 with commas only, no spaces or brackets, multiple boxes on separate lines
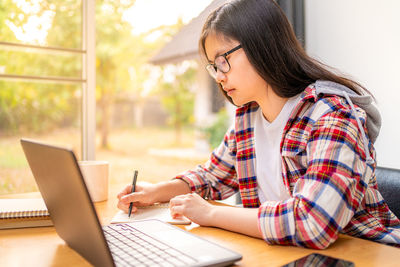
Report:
175,85,400,249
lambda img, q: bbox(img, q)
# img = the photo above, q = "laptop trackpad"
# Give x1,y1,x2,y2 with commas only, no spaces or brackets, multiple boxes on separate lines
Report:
128,219,238,262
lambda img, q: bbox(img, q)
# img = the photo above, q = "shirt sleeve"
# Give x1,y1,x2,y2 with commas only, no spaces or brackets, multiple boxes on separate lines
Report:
174,125,239,200
258,108,372,249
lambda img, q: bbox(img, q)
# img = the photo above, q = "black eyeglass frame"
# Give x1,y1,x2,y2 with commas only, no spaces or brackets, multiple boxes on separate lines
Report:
206,44,242,78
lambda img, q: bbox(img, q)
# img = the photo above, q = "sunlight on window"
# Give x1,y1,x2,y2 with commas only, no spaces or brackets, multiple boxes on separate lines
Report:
1,0,219,196
123,0,213,35
6,0,56,45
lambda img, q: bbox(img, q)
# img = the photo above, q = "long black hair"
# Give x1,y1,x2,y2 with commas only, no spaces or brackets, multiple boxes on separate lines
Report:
199,0,370,104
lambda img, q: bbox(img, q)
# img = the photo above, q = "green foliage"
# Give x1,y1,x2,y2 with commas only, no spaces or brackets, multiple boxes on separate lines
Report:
46,0,82,49
0,0,20,43
0,141,27,168
0,81,80,133
0,0,195,142
0,1,82,134
202,108,230,149
159,65,196,128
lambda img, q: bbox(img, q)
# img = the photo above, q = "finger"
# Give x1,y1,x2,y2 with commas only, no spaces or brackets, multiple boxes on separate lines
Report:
117,197,131,209
117,201,138,214
117,184,132,199
128,205,138,214
119,182,148,199
169,196,186,206
170,205,185,218
121,191,145,204
117,201,129,213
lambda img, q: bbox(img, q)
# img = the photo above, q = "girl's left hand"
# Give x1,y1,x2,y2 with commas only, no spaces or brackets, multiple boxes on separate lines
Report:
169,193,214,226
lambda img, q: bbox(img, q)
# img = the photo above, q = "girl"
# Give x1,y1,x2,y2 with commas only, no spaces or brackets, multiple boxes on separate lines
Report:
118,0,400,249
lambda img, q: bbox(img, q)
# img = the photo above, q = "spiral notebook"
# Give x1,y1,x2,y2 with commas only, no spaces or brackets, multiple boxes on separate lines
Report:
0,198,53,229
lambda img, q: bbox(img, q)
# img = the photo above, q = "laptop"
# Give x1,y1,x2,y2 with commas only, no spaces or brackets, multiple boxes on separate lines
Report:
21,139,242,267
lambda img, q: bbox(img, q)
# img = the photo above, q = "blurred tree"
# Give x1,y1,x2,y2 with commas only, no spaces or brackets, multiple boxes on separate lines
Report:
158,62,196,144
95,0,136,148
95,2,187,148
0,0,20,43
201,108,229,149
0,0,196,148
0,0,80,134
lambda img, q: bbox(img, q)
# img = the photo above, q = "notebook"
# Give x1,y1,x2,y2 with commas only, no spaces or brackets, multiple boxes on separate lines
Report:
0,198,53,229
111,203,191,225
21,138,242,267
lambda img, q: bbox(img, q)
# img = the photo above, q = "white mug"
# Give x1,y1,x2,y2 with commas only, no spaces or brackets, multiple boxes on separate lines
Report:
78,161,109,202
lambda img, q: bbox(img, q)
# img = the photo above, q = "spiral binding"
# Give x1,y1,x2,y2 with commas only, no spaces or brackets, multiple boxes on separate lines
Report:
0,209,50,219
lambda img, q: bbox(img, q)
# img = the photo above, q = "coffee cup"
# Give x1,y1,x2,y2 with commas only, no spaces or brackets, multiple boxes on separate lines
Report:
78,161,109,202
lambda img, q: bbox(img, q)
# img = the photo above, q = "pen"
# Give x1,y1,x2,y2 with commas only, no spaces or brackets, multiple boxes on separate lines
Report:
128,170,138,218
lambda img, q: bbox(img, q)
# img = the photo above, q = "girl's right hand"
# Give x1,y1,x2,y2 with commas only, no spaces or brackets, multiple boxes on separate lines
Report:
117,182,157,214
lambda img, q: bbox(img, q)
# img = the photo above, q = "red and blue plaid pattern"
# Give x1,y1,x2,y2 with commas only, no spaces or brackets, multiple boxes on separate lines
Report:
175,85,400,249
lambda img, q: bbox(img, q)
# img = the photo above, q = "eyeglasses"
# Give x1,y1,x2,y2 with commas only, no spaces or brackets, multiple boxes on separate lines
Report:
206,44,242,79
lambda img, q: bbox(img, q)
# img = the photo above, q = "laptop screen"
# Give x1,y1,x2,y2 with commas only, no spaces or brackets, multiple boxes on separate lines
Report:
21,138,242,267
21,139,115,267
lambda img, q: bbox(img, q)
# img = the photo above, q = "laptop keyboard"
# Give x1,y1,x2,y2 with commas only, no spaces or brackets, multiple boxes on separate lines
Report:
103,224,197,267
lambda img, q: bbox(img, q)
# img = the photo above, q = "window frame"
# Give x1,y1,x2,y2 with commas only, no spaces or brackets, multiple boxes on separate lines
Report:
0,0,96,160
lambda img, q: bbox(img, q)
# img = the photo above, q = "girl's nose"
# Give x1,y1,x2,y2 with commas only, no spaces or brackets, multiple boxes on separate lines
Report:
215,69,227,83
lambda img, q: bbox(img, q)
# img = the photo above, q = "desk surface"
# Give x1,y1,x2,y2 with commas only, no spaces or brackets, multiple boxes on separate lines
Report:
1,190,399,267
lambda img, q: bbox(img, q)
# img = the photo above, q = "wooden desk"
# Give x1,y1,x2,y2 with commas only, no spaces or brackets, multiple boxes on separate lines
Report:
1,191,399,267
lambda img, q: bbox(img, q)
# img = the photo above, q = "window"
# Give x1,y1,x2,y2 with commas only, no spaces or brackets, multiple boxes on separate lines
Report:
0,0,95,195
1,0,214,197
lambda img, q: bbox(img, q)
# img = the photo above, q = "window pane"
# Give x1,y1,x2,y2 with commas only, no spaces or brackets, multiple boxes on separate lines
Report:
0,0,82,49
0,49,82,78
0,0,83,196
0,81,82,195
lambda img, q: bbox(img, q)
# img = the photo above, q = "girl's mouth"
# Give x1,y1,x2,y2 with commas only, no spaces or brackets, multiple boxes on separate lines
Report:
224,87,235,96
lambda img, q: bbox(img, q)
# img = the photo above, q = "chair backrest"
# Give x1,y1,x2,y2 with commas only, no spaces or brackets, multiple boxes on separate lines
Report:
375,166,400,218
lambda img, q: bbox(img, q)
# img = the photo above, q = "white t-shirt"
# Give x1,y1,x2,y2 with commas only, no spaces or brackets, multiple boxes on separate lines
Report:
255,95,301,203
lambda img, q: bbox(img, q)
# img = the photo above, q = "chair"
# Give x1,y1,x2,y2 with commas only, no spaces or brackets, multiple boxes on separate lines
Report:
375,166,400,218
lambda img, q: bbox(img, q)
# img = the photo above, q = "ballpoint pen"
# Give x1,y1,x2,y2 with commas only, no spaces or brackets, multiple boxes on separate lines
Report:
128,170,138,218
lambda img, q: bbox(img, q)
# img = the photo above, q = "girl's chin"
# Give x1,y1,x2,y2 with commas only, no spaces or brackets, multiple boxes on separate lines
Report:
231,97,250,107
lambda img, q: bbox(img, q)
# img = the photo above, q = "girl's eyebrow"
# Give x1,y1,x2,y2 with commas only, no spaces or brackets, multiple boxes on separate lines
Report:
212,43,239,60
211,49,225,61
206,43,232,63
206,46,226,63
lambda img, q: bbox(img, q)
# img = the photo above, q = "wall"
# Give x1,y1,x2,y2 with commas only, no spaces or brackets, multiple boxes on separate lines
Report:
194,61,213,152
112,96,169,127
305,0,400,168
